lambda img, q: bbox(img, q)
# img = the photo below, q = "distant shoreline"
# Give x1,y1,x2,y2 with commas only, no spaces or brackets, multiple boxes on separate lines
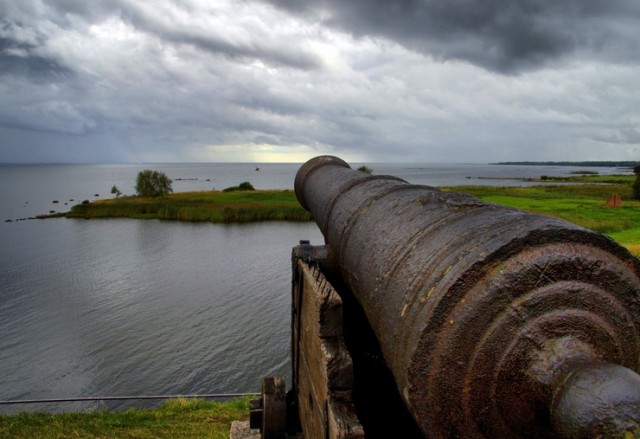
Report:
494,161,640,168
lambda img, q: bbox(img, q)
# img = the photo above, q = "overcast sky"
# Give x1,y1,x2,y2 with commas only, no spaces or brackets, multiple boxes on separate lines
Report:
1,0,639,163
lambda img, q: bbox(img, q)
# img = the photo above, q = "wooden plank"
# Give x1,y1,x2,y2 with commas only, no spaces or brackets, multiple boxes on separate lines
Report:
298,348,327,439
292,258,364,439
328,400,365,439
300,260,344,338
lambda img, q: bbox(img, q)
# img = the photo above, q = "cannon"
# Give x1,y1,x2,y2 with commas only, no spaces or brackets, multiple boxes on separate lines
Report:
250,156,640,439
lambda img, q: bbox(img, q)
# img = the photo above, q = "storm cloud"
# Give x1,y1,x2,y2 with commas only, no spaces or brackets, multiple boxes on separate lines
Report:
265,0,640,73
0,0,639,163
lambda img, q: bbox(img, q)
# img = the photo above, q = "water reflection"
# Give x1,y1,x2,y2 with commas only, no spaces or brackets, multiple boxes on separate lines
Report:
0,219,323,413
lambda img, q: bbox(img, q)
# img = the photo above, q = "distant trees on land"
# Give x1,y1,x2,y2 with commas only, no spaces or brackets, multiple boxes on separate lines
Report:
111,185,122,197
496,161,640,167
135,170,173,197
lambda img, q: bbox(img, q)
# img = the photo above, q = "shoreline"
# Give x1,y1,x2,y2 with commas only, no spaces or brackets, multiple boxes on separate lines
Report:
4,177,639,258
494,161,640,168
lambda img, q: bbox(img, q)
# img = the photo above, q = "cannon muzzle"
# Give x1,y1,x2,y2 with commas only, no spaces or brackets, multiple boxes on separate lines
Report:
295,156,640,438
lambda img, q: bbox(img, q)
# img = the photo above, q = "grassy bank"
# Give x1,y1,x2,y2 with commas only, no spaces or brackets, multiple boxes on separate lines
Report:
67,190,311,223
0,397,250,439
445,175,640,256
65,177,639,255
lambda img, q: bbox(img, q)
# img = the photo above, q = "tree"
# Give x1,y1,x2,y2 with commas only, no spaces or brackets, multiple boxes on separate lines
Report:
135,170,173,197
633,166,640,200
111,185,122,197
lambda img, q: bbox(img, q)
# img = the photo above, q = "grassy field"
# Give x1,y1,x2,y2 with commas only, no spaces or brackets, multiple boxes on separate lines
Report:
65,176,639,255
67,189,311,223
444,175,640,256
0,397,251,439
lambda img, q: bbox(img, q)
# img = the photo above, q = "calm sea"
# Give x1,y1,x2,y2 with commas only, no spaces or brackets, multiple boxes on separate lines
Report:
0,162,630,413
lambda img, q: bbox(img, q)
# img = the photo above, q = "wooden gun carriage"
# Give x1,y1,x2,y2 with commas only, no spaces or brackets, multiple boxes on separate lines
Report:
250,156,640,439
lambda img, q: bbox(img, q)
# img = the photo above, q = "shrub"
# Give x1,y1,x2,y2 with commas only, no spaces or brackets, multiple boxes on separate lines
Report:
135,170,173,197
223,181,255,192
357,165,373,174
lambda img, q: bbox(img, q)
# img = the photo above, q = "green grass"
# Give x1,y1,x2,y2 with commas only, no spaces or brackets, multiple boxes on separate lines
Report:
444,176,640,256
64,177,640,255
67,190,311,223
0,397,251,439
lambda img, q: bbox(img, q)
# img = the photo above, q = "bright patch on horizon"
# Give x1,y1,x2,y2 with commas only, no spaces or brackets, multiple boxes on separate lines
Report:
188,142,368,163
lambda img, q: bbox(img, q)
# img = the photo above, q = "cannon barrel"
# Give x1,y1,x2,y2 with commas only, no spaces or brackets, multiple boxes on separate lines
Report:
294,156,640,438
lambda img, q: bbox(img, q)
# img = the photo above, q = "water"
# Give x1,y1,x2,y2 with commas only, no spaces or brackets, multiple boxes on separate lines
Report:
0,163,301,221
0,218,325,413
0,162,630,414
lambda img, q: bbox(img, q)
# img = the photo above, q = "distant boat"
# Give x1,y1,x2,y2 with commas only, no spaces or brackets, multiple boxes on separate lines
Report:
255,167,260,171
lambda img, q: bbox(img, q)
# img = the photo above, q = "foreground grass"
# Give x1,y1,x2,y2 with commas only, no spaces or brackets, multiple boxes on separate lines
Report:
444,175,640,256
67,190,311,223
0,397,250,439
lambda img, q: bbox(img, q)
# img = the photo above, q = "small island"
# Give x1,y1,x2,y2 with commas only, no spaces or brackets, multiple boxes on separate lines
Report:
67,189,312,223
64,170,312,223
59,173,640,258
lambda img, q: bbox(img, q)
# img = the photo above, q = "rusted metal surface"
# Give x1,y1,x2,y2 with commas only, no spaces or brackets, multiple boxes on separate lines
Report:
295,155,640,438
551,362,640,438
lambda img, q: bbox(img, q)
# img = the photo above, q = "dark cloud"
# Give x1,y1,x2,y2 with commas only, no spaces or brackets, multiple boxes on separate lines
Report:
0,19,74,78
0,0,638,163
0,41,74,80
264,0,640,73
